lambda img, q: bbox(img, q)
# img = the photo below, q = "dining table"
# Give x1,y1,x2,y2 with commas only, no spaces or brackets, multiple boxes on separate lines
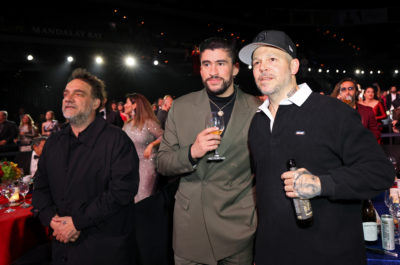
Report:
0,194,49,265
368,191,400,264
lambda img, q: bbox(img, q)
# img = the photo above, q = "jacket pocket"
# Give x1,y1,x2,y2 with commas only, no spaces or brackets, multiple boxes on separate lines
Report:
239,191,257,227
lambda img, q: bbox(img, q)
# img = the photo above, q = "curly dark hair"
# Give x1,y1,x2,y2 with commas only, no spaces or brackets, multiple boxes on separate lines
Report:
69,68,106,112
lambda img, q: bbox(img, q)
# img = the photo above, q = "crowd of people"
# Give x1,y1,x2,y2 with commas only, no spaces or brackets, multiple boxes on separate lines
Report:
0,30,399,265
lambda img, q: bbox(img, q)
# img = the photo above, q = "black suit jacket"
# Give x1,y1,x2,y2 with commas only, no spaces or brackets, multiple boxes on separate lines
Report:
386,93,400,110
105,110,124,128
0,120,18,152
0,120,18,144
14,151,33,175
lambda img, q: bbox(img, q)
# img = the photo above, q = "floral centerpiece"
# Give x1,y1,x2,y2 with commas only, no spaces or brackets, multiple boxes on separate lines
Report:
0,160,22,184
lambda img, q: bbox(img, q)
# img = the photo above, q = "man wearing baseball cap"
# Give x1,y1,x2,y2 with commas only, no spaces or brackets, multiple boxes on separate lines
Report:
239,30,394,265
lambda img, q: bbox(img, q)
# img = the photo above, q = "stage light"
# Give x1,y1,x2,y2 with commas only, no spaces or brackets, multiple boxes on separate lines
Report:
377,70,381,74
248,65,252,70
318,69,322,73
355,69,360,75
395,70,399,74
343,70,346,74
336,69,339,73
308,68,312,72
326,69,330,73
27,54,34,61
361,70,365,75
125,56,136,67
67,56,74,62
95,56,104,64
153,60,159,66
370,71,373,75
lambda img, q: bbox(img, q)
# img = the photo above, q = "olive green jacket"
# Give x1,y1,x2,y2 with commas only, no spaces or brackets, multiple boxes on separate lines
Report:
157,87,259,264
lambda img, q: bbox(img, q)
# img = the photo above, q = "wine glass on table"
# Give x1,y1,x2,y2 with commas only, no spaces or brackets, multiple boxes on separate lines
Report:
18,180,30,208
206,111,225,161
1,183,16,213
385,188,400,244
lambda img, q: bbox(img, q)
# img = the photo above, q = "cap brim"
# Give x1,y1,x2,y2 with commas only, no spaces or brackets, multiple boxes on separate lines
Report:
238,42,290,65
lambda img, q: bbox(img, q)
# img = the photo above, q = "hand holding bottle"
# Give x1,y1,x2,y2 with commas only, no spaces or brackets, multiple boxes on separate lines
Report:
281,166,321,199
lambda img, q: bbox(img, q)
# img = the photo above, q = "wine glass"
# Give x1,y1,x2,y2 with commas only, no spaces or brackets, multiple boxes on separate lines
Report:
206,112,225,161
385,188,400,244
1,183,16,213
18,180,30,208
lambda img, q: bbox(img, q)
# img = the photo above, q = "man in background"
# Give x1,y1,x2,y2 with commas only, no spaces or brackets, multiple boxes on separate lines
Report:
0,110,18,153
99,98,124,128
331,77,381,142
15,136,47,177
156,95,173,130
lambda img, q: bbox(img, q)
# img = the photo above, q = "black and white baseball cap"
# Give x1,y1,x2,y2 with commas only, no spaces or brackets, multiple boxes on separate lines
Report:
238,30,297,65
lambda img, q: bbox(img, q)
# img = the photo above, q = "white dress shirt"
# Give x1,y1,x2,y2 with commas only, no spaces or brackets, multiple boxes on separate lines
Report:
30,150,40,176
258,83,313,132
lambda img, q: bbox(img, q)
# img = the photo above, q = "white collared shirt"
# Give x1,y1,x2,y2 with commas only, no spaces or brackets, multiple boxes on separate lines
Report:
99,108,106,119
30,150,39,176
258,83,313,131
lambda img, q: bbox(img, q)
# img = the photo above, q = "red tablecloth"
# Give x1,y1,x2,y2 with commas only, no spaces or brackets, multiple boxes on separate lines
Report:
0,195,49,265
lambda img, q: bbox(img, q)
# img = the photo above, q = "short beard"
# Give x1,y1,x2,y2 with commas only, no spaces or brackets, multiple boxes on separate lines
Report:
203,75,233,96
63,105,93,127
258,72,291,97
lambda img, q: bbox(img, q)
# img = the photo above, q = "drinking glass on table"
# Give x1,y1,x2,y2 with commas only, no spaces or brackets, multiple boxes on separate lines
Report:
385,188,400,244
18,180,30,208
1,183,16,213
206,111,225,161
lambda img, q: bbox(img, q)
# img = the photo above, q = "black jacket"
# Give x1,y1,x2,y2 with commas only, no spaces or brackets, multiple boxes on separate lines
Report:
14,151,33,175
0,120,18,151
249,93,394,265
33,116,139,265
104,110,124,128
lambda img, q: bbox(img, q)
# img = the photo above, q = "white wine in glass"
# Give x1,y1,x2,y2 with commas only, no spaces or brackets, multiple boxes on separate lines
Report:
18,181,30,208
206,112,225,161
2,184,16,213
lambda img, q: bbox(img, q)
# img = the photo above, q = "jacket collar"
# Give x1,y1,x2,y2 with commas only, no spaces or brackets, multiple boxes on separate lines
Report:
59,116,107,148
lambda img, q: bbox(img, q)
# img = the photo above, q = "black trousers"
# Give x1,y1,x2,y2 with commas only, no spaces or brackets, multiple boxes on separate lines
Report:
134,179,178,265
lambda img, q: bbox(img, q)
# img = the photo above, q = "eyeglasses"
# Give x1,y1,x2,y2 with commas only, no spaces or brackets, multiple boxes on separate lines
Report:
340,86,354,91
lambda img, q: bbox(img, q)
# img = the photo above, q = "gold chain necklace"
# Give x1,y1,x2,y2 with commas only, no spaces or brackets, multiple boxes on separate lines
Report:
208,92,236,117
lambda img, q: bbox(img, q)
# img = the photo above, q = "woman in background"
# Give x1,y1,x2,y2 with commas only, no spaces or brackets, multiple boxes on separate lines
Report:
361,85,387,129
41,110,60,136
19,114,39,147
123,93,163,202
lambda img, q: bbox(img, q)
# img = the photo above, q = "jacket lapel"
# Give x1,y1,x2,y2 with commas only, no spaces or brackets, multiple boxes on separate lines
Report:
217,89,249,155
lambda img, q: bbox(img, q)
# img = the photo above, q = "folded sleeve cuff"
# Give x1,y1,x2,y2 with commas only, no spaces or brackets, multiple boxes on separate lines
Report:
319,174,335,197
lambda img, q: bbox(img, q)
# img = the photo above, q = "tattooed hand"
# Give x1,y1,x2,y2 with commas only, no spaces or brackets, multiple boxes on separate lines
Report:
281,168,321,199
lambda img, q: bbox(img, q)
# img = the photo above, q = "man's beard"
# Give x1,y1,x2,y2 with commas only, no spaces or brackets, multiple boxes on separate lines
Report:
63,103,93,126
203,75,233,96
